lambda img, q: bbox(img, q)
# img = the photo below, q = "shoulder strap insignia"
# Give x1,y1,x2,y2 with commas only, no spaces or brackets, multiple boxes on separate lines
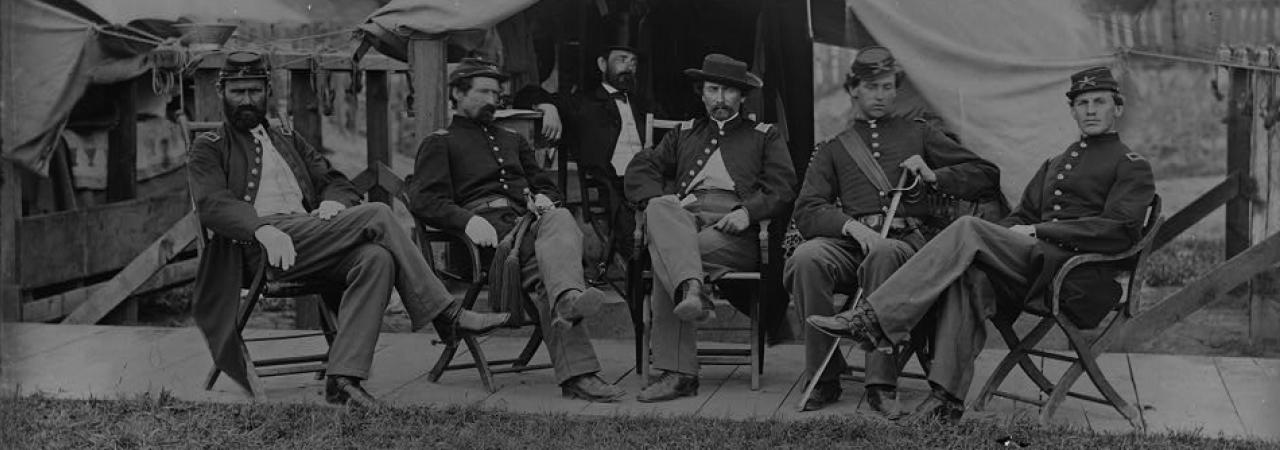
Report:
754,123,773,133
198,131,221,142
1125,152,1145,162
431,128,450,136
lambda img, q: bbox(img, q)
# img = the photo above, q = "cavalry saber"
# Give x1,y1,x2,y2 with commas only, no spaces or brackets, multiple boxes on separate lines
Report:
797,170,914,411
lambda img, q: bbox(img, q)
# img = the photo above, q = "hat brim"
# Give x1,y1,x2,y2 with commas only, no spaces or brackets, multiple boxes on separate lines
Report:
452,71,510,83
683,68,763,90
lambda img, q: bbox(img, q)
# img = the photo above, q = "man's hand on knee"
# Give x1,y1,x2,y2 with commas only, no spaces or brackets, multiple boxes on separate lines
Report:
842,220,886,255
712,208,751,234
465,216,499,247
1009,224,1036,237
255,225,297,271
311,200,346,220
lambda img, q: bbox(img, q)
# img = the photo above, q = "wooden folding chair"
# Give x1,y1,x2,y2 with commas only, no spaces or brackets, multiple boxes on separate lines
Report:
415,216,552,393
628,214,771,390
577,164,629,289
973,195,1163,429
201,235,341,398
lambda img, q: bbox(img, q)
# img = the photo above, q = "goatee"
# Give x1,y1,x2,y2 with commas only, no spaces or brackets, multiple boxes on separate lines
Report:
474,104,497,124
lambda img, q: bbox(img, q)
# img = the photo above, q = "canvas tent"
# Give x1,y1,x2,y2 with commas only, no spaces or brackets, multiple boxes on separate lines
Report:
817,0,1115,200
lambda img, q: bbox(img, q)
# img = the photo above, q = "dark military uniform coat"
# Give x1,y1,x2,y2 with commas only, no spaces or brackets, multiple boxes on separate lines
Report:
794,117,1000,239
407,115,562,233
998,132,1155,326
187,122,361,392
623,115,797,223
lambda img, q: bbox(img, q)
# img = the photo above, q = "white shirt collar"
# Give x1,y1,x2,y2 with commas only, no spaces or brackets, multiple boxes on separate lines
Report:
713,113,740,130
602,82,619,94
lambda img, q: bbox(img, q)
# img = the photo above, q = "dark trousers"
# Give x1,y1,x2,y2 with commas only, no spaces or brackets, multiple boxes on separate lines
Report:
643,193,757,375
866,216,1036,399
784,236,922,385
263,203,454,379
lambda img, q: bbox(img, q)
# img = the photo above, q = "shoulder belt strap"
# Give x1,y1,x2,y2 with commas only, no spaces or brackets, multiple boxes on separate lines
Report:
834,129,893,193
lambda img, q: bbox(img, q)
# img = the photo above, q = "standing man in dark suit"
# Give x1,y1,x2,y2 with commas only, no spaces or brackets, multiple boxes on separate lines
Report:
624,53,797,402
519,44,652,263
807,66,1155,423
408,58,626,402
787,46,1001,413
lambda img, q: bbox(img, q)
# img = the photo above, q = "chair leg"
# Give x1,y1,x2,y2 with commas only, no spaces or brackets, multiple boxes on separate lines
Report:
513,327,545,368
974,316,1056,410
240,339,265,401
750,291,761,391
639,294,652,383
462,335,497,393
1060,315,1145,429
428,340,461,383
204,366,221,390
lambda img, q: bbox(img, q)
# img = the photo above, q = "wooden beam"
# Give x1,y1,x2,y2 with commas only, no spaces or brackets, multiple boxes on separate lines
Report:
409,37,448,145
1225,67,1253,259
196,52,408,73
0,160,20,323
191,70,222,123
366,70,391,204
23,258,198,323
1119,230,1280,350
104,77,139,323
1249,62,1280,345
289,69,324,330
62,212,199,324
107,78,138,203
18,191,189,289
289,70,324,152
1152,172,1241,251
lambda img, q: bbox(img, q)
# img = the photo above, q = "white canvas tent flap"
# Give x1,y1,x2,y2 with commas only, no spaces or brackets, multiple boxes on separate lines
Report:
848,0,1114,199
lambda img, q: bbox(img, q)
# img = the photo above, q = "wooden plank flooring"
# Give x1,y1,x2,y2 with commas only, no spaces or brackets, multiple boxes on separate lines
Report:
1,323,1275,441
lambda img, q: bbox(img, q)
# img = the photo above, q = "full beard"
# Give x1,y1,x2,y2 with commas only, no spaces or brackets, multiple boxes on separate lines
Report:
224,103,267,131
607,70,636,92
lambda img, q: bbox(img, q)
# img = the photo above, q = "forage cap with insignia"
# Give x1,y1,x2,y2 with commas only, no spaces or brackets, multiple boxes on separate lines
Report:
1066,66,1120,100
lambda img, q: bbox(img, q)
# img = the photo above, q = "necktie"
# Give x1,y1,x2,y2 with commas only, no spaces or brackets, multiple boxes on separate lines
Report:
609,91,629,103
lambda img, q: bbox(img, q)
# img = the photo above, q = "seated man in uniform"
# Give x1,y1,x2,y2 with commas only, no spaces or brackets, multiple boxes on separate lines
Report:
807,66,1155,423
189,51,509,409
407,58,626,402
624,53,797,402
787,46,1000,413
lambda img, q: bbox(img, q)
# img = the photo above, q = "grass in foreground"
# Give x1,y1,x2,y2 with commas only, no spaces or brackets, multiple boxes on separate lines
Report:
1,394,1271,449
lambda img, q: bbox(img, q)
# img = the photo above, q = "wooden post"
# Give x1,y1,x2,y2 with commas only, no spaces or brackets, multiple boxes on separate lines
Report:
288,69,323,330
409,36,448,143
1225,66,1253,261
192,69,222,122
104,78,139,324
1,161,20,323
1249,57,1280,346
365,70,390,204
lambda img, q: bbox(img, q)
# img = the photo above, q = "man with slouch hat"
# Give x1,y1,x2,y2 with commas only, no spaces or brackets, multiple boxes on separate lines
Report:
624,53,797,402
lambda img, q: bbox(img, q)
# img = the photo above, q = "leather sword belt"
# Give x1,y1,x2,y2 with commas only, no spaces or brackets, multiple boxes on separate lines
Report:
463,195,514,212
855,214,913,231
